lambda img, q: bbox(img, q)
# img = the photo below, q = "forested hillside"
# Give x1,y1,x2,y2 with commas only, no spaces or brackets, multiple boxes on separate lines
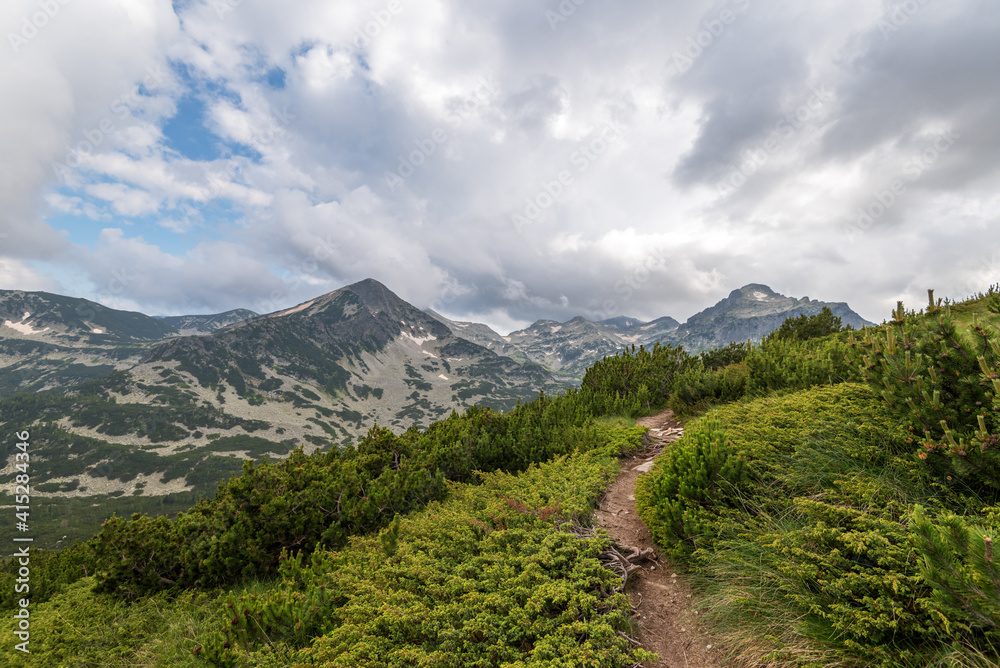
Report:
2,287,998,667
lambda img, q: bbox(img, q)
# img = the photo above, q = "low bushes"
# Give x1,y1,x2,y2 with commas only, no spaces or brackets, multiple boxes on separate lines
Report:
0,438,652,667
200,451,652,667
637,381,1000,666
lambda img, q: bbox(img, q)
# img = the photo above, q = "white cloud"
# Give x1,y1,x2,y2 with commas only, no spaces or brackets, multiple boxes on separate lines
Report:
0,0,997,326
0,258,61,292
86,183,161,217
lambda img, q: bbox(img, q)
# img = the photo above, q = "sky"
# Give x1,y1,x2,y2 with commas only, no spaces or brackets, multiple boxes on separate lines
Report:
1,0,999,334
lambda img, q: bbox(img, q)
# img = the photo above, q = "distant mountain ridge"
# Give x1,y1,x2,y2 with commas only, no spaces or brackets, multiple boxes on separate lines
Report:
426,283,871,381
0,277,871,549
1,282,873,395
1,277,562,453
157,309,259,336
665,284,872,352
140,278,559,435
0,290,259,396
501,316,643,382
0,290,179,341
425,309,532,364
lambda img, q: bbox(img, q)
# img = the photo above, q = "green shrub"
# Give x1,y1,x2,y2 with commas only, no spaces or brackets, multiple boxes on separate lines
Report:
851,292,1000,499
0,576,228,668
581,343,695,416
764,305,853,344
197,451,653,667
84,388,641,598
636,383,970,666
0,541,97,612
635,419,746,557
668,361,748,416
912,504,1000,642
699,341,750,370
744,334,858,396
91,440,449,597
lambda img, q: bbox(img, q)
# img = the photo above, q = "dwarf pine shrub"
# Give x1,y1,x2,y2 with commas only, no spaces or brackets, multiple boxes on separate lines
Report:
850,290,1000,499
199,451,653,667
635,419,746,557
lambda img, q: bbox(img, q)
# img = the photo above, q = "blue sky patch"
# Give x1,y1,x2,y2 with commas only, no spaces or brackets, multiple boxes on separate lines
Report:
161,94,229,161
266,67,286,89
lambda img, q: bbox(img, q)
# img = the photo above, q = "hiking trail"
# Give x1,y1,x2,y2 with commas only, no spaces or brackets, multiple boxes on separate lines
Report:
593,409,722,668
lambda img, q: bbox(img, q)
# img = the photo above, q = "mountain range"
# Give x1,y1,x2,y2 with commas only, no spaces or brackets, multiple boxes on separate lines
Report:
0,278,871,547
431,283,870,381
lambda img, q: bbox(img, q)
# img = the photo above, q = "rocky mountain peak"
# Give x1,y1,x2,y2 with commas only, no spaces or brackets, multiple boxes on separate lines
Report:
728,284,780,301
267,279,429,327
341,278,401,314
598,316,646,331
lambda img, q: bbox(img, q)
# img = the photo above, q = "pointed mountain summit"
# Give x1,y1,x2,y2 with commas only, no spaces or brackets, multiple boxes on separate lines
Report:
268,278,426,320
340,277,419,316
667,283,872,352
504,316,635,381
258,278,450,344
141,278,558,436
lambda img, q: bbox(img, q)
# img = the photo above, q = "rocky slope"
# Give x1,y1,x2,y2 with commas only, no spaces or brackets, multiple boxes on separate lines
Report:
425,309,531,364
0,280,563,548
0,291,260,397
156,309,259,336
425,284,870,381
503,317,635,382
662,284,872,353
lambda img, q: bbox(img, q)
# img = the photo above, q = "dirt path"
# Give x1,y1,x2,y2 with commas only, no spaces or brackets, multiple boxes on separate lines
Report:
593,410,723,668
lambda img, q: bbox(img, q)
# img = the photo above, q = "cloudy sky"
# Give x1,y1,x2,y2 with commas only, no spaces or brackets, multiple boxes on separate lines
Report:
1,0,998,333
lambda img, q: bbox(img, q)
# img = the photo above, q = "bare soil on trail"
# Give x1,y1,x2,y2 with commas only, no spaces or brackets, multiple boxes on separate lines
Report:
593,410,723,668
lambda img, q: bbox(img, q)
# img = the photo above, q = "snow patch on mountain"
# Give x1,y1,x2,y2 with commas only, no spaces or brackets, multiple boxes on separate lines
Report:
4,312,50,335
402,332,437,346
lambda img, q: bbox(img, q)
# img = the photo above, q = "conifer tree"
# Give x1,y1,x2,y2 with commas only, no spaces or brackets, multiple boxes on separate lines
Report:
912,505,1000,639
850,290,1000,495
